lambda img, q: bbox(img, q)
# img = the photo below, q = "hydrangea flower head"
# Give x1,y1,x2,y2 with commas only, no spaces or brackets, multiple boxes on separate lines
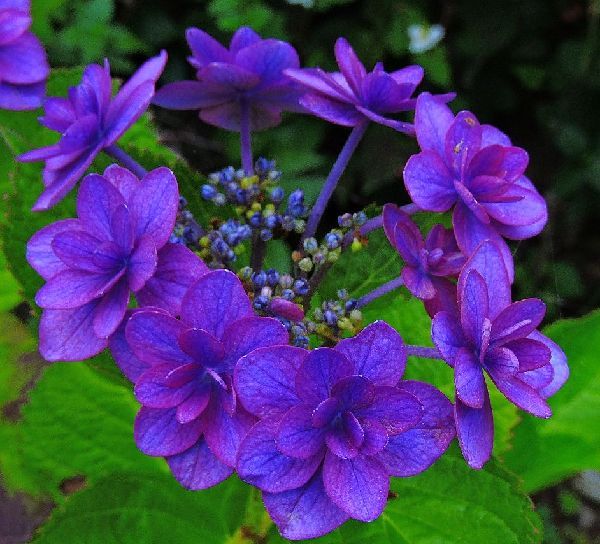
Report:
285,37,452,134
26,164,205,362
403,93,548,280
0,0,49,110
123,270,289,489
153,27,302,131
383,203,464,316
235,321,455,540
432,240,569,469
18,51,167,210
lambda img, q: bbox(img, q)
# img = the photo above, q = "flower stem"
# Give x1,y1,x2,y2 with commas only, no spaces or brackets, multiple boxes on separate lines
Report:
356,276,404,308
303,120,369,240
405,345,443,360
250,230,265,272
240,99,253,175
104,144,147,178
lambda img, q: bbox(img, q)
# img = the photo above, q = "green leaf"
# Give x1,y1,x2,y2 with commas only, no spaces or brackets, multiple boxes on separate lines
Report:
504,309,600,492
0,250,22,311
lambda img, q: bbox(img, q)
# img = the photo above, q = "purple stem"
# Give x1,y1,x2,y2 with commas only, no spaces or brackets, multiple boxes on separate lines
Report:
240,98,253,175
356,276,404,308
303,120,369,240
104,144,147,178
405,345,443,360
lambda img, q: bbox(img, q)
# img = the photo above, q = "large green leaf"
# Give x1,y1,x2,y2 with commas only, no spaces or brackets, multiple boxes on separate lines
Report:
504,309,600,492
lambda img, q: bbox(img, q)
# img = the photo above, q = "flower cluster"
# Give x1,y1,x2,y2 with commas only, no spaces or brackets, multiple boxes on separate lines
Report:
17,21,569,542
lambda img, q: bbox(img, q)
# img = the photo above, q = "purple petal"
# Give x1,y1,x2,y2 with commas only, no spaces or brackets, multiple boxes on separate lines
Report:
0,10,31,46
167,439,232,490
263,472,349,540
528,330,569,398
18,142,62,162
382,203,422,266
186,28,230,67
482,182,547,228
276,404,326,459
296,348,354,405
469,145,528,182
285,67,351,101
414,92,455,156
0,32,49,84
490,298,546,345
77,173,126,240
488,371,552,418
177,328,224,363
432,310,467,365
325,412,363,459
153,80,228,110
390,64,424,88
360,420,389,456
444,111,482,176
181,270,252,339
403,150,456,212
331,376,375,410
379,380,455,476
235,39,300,84
103,81,154,145
0,80,45,110
505,338,551,372
299,93,363,127
485,346,520,377
333,37,365,96
51,230,102,272
134,363,196,408
518,362,554,392
229,26,261,53
268,297,304,322
134,406,202,456
454,347,486,408
361,70,414,112
356,386,423,434
460,269,489,348
176,389,212,424
237,416,321,493
423,276,458,318
109,204,134,252
92,277,129,338
102,164,139,202
455,389,494,469
201,62,260,89
38,300,107,362
200,100,282,131
108,309,150,382
235,345,305,418
127,235,157,291
481,124,512,147
335,321,407,385
402,267,436,300
322,452,389,522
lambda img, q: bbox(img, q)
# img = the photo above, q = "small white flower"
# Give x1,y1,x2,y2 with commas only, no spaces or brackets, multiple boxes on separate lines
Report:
408,23,445,54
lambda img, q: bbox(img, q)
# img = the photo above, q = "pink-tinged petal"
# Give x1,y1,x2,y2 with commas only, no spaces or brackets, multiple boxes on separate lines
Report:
35,269,119,309
128,235,157,291
432,310,466,365
482,182,547,228
296,348,354,405
414,92,455,156
39,300,107,362
51,230,102,272
0,10,31,45
481,124,512,147
181,270,252,338
335,321,407,385
237,417,321,493
528,330,569,398
402,267,436,300
444,110,482,176
235,39,299,84
263,473,349,540
490,298,545,345
136,243,208,315
459,269,489,348
0,32,49,84
284,67,351,101
454,347,485,408
153,80,229,110
354,105,415,135
186,27,230,67
299,93,363,127
235,345,305,418
229,26,261,53
125,310,192,367
469,145,528,182
333,37,365,96
102,164,139,202
134,406,202,457
92,277,129,338
222,316,288,368
108,309,150,382
128,167,179,247
77,173,126,239
134,363,196,408
177,327,224,363
356,386,423,434
323,452,388,522
455,389,494,469
268,297,304,322
504,338,551,372
488,371,552,418
26,219,81,280
391,216,423,266
403,150,456,212
0,80,45,110
167,439,232,490
276,404,326,459
379,381,455,476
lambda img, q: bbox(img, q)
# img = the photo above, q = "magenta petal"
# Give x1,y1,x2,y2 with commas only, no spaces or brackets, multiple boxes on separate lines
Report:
263,472,349,540
455,389,494,469
235,345,305,418
296,348,354,405
454,347,486,408
92,277,129,338
181,270,252,339
109,309,150,382
134,406,202,457
39,300,107,362
444,111,482,176
322,452,389,522
167,439,232,490
127,235,157,291
528,331,569,398
403,150,456,212
490,298,546,345
102,164,139,202
299,93,363,127
237,417,321,493
276,404,326,459
335,321,407,385
379,380,455,476
489,372,552,418
432,310,467,365
77,173,126,240
356,386,423,434
186,27,230,67
414,92,455,156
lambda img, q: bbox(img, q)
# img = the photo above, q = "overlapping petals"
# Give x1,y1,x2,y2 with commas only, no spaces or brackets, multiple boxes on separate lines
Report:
153,26,302,131
27,164,204,362
18,52,167,210
235,321,454,540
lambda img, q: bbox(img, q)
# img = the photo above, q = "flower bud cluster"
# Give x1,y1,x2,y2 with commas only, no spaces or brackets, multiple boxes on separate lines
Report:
169,196,204,247
311,289,362,341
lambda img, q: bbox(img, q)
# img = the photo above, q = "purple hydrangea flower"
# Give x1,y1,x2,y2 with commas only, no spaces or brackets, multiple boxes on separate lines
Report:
403,93,548,281
122,270,289,490
285,37,453,134
27,164,206,362
153,27,303,131
431,240,569,469
383,203,464,317
18,51,167,210
0,0,49,110
235,321,455,540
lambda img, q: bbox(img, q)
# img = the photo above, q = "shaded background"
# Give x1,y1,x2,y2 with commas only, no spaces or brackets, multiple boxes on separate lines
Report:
3,0,598,542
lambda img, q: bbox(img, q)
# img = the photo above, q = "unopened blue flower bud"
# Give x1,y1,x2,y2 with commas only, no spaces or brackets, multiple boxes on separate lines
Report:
252,271,267,288
201,184,217,200
293,279,309,296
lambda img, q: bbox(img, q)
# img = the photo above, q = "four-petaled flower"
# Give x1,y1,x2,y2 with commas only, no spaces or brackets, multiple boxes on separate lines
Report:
27,164,205,362
235,321,455,540
383,203,464,317
432,240,569,469
0,0,49,110
285,37,453,134
18,52,167,210
153,27,302,131
124,270,289,490
403,92,547,281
